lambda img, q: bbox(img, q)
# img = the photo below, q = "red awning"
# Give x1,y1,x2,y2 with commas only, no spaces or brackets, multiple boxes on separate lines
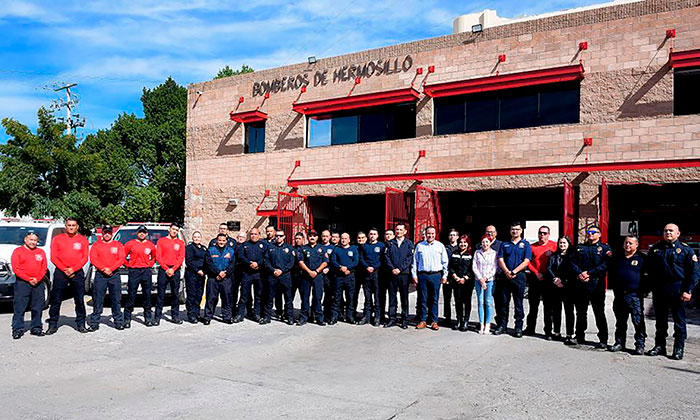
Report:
423,64,585,98
229,109,268,123
669,48,700,69
292,87,420,115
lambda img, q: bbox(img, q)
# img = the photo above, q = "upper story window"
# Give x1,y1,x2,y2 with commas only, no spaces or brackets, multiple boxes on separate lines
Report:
307,103,416,148
674,67,700,116
434,81,580,135
245,121,265,153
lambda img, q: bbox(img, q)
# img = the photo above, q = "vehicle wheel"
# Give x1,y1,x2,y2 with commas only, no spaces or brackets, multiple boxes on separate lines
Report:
178,282,186,304
43,279,52,310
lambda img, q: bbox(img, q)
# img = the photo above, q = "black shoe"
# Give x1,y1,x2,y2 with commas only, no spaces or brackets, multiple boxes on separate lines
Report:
173,319,183,325
152,319,161,327
594,341,607,349
493,326,505,336
514,329,523,338
384,320,396,328
371,319,381,327
145,320,154,327
263,317,272,325
45,326,58,335
671,344,684,360
124,321,131,329
202,319,211,325
115,324,125,331
233,315,244,323
286,319,294,326
576,336,586,345
633,345,644,355
297,319,307,326
77,325,90,333
646,345,666,357
564,337,576,346
224,319,234,325
328,318,338,325
400,320,408,329
30,329,44,337
523,328,535,336
356,318,368,325
545,334,553,341
608,342,624,352
187,319,198,324
12,330,23,339
316,319,326,326
85,325,99,333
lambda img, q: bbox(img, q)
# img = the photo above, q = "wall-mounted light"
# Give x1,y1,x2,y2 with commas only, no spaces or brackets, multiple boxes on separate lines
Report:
228,198,239,207
196,90,203,95
471,24,483,33
308,56,317,64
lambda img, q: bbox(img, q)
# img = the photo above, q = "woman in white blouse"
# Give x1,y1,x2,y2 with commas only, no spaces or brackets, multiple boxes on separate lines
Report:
472,236,498,334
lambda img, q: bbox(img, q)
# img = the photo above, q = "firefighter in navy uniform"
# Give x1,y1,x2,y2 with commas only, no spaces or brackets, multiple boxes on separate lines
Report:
292,232,306,320
384,224,414,329
203,234,236,324
442,229,460,328
359,228,385,326
184,231,207,324
607,235,648,355
646,223,700,360
262,230,296,325
320,230,336,322
377,229,395,325
234,228,266,323
297,230,328,326
329,233,359,325
208,222,236,249
569,225,611,348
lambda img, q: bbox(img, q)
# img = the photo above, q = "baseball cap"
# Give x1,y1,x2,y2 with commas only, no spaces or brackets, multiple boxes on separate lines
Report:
136,225,148,233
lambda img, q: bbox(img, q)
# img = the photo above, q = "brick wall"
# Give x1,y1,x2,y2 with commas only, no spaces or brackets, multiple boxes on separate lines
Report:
185,0,700,240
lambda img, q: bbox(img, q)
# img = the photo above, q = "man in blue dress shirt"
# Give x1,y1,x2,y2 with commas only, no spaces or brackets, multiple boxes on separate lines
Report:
412,226,449,331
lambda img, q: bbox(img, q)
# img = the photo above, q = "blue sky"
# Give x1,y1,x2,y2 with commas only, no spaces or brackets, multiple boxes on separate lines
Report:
0,0,605,138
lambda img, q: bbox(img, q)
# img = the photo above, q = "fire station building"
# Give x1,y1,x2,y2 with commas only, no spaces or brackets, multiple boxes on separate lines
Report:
186,0,700,249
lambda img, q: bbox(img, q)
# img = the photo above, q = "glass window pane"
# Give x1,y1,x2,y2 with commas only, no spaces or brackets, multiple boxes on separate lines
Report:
539,82,580,125
244,122,265,153
308,116,332,147
435,97,465,135
391,103,416,140
500,88,538,129
359,110,388,142
466,95,499,133
674,68,700,116
331,114,358,145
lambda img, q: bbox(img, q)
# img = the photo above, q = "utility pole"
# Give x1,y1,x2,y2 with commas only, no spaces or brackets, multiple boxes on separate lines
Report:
50,82,85,136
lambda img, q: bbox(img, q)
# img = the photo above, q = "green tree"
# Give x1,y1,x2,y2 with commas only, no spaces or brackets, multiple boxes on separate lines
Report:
214,64,254,79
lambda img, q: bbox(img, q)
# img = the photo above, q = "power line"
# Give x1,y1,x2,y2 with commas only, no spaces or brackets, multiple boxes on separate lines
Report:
0,68,164,84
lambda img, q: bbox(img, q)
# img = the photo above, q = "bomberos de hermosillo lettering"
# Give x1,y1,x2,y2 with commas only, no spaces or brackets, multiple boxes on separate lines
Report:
252,55,413,97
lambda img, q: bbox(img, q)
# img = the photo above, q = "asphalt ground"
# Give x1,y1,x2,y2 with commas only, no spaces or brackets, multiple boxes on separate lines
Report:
1,289,698,420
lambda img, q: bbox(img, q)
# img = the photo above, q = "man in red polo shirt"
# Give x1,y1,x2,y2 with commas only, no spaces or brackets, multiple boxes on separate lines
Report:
524,225,558,338
123,225,157,328
87,225,126,332
154,223,185,325
10,231,48,339
47,217,90,335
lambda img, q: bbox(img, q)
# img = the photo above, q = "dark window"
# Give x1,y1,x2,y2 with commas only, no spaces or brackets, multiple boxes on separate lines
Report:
434,81,580,134
244,122,265,153
307,103,416,147
674,68,700,116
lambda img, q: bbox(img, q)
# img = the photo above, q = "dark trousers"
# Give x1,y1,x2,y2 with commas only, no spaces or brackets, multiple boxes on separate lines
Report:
543,283,575,336
185,270,205,321
12,279,45,332
453,279,474,323
525,274,545,331
265,273,293,320
90,272,123,328
323,272,335,320
237,272,263,318
124,267,152,322
388,273,411,321
155,268,181,321
378,272,389,322
442,280,453,321
613,290,646,347
352,271,364,320
299,273,324,322
205,276,233,321
496,273,526,330
48,269,86,328
418,272,442,323
332,273,355,321
652,289,687,346
575,281,608,343
363,270,379,319
275,279,284,316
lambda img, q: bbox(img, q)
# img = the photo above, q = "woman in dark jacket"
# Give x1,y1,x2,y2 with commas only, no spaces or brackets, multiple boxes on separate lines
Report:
449,235,474,332
184,231,207,324
545,236,575,343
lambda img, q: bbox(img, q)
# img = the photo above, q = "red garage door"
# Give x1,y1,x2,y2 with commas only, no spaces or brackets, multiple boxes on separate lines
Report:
385,187,413,240
277,191,313,244
414,185,441,242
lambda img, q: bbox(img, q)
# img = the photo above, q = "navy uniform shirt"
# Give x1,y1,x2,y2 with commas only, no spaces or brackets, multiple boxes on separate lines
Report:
609,252,647,292
497,239,532,271
648,239,700,294
446,243,459,258
330,245,359,275
570,241,612,281
385,238,414,275
264,242,296,275
205,244,236,277
185,243,207,274
237,240,267,274
208,236,237,249
360,242,385,270
298,243,327,273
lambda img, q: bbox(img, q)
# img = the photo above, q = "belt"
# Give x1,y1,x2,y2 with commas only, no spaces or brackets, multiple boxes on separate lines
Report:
418,270,441,275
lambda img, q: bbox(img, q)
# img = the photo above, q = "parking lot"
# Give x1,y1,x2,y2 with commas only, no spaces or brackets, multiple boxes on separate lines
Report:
1,291,698,420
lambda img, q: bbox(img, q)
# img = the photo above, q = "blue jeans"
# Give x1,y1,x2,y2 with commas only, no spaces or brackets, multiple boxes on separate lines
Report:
418,272,442,323
475,279,495,325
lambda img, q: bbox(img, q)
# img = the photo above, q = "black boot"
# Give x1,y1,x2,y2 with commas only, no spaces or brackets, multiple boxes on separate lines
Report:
671,342,684,360
646,344,667,357
459,318,467,332
607,340,624,352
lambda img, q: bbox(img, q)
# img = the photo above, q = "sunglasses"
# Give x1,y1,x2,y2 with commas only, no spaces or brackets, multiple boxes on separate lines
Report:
538,232,548,235
586,230,600,235
276,234,285,237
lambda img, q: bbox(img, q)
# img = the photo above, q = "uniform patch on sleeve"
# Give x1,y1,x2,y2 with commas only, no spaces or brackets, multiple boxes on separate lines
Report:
606,250,612,257
693,254,698,262
676,248,682,254
283,248,289,253
519,242,524,248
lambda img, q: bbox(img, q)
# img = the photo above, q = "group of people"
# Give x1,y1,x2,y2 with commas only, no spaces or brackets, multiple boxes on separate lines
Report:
9,217,699,361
